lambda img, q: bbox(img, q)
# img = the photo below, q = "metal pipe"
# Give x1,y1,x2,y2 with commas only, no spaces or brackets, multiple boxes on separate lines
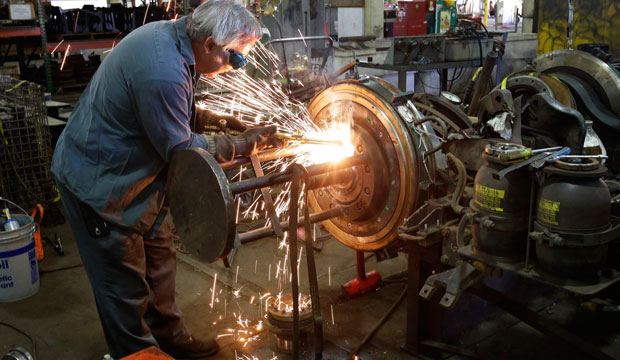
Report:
467,51,499,116
230,154,369,195
219,146,302,170
306,169,355,190
239,207,344,244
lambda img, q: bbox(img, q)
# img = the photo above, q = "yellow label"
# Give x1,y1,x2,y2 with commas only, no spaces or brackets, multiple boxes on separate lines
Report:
475,184,505,212
538,198,560,226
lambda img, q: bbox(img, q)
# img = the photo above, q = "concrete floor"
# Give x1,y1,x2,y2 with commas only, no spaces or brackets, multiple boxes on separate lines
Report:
1,204,619,360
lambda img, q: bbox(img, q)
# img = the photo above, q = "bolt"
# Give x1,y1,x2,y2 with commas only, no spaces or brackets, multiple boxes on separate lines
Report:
364,165,370,173
364,187,370,194
347,222,351,228
481,218,495,228
357,144,363,152
440,255,449,264
318,189,324,197
385,204,391,211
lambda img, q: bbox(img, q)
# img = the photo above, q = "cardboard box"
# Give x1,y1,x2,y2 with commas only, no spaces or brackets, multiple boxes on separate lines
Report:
8,2,35,20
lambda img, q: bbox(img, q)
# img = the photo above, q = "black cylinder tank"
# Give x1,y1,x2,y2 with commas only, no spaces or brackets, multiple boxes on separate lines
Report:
470,144,532,260
534,158,611,282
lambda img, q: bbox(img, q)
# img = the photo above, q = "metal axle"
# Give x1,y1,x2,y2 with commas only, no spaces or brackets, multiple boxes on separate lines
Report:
230,153,369,195
239,207,345,244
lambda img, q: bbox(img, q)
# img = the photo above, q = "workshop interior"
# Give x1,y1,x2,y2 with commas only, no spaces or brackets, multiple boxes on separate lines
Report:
1,0,620,359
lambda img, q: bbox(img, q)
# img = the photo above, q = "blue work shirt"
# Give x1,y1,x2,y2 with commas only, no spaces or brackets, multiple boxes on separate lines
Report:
52,17,207,234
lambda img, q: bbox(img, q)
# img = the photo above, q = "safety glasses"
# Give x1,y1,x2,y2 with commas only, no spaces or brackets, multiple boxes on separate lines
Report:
228,49,248,69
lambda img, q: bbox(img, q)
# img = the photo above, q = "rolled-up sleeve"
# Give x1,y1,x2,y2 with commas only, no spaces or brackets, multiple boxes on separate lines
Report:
130,77,207,162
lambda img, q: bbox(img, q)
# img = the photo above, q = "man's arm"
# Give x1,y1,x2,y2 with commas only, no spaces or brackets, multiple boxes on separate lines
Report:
131,78,236,162
131,78,280,163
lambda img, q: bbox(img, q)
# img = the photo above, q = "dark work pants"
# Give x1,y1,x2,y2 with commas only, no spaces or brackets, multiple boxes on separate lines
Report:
57,182,189,358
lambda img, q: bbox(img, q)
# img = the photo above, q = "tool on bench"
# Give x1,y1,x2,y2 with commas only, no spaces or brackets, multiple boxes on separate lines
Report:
491,145,563,162
496,147,571,179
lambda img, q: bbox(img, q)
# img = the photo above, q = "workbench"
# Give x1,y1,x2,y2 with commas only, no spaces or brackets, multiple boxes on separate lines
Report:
356,60,481,92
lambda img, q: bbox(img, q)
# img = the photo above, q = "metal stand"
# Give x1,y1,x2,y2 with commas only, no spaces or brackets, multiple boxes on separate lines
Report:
401,242,445,357
401,242,489,359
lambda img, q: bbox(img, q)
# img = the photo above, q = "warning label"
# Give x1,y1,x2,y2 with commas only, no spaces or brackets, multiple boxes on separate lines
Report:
475,184,505,212
538,198,560,226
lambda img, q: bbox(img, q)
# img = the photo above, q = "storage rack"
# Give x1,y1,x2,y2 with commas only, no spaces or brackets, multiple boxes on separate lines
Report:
1,0,191,92
0,78,56,208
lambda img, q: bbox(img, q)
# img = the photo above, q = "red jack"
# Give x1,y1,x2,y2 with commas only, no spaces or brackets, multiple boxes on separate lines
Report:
342,250,382,298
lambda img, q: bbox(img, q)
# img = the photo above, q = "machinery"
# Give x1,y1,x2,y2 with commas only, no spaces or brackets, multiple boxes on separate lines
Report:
385,18,494,65
167,49,620,360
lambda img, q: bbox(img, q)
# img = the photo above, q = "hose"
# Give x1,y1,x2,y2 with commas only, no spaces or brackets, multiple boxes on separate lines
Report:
446,153,467,215
413,116,447,159
456,212,474,249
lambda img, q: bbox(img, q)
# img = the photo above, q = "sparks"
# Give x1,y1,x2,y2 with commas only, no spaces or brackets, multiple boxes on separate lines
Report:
197,38,355,226
297,28,307,47
328,265,331,286
210,272,218,308
102,41,116,54
143,3,150,25
50,39,64,55
60,44,71,71
331,304,335,325
232,287,242,298
74,11,80,33
235,265,239,283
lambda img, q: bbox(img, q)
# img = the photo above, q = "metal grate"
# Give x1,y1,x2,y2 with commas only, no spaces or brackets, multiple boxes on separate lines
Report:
0,78,57,210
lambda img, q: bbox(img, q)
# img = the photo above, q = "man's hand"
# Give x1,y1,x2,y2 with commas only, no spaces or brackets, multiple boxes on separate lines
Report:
195,108,247,132
233,125,282,156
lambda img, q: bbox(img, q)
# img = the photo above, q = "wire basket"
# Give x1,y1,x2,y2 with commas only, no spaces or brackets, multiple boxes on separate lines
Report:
0,78,57,210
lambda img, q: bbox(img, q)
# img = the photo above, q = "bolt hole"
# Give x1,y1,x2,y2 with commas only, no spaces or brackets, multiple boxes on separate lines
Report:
495,95,502,103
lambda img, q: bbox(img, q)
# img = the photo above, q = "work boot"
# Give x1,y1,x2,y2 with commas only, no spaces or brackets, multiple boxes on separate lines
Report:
159,335,219,359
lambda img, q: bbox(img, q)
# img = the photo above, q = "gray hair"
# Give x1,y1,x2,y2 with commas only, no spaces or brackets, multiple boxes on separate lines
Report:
186,0,262,49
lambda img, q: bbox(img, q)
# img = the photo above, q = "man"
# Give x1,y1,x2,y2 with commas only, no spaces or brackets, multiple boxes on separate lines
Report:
51,1,274,358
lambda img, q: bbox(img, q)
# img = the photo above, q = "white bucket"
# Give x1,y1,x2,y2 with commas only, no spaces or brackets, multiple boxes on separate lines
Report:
0,214,39,302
